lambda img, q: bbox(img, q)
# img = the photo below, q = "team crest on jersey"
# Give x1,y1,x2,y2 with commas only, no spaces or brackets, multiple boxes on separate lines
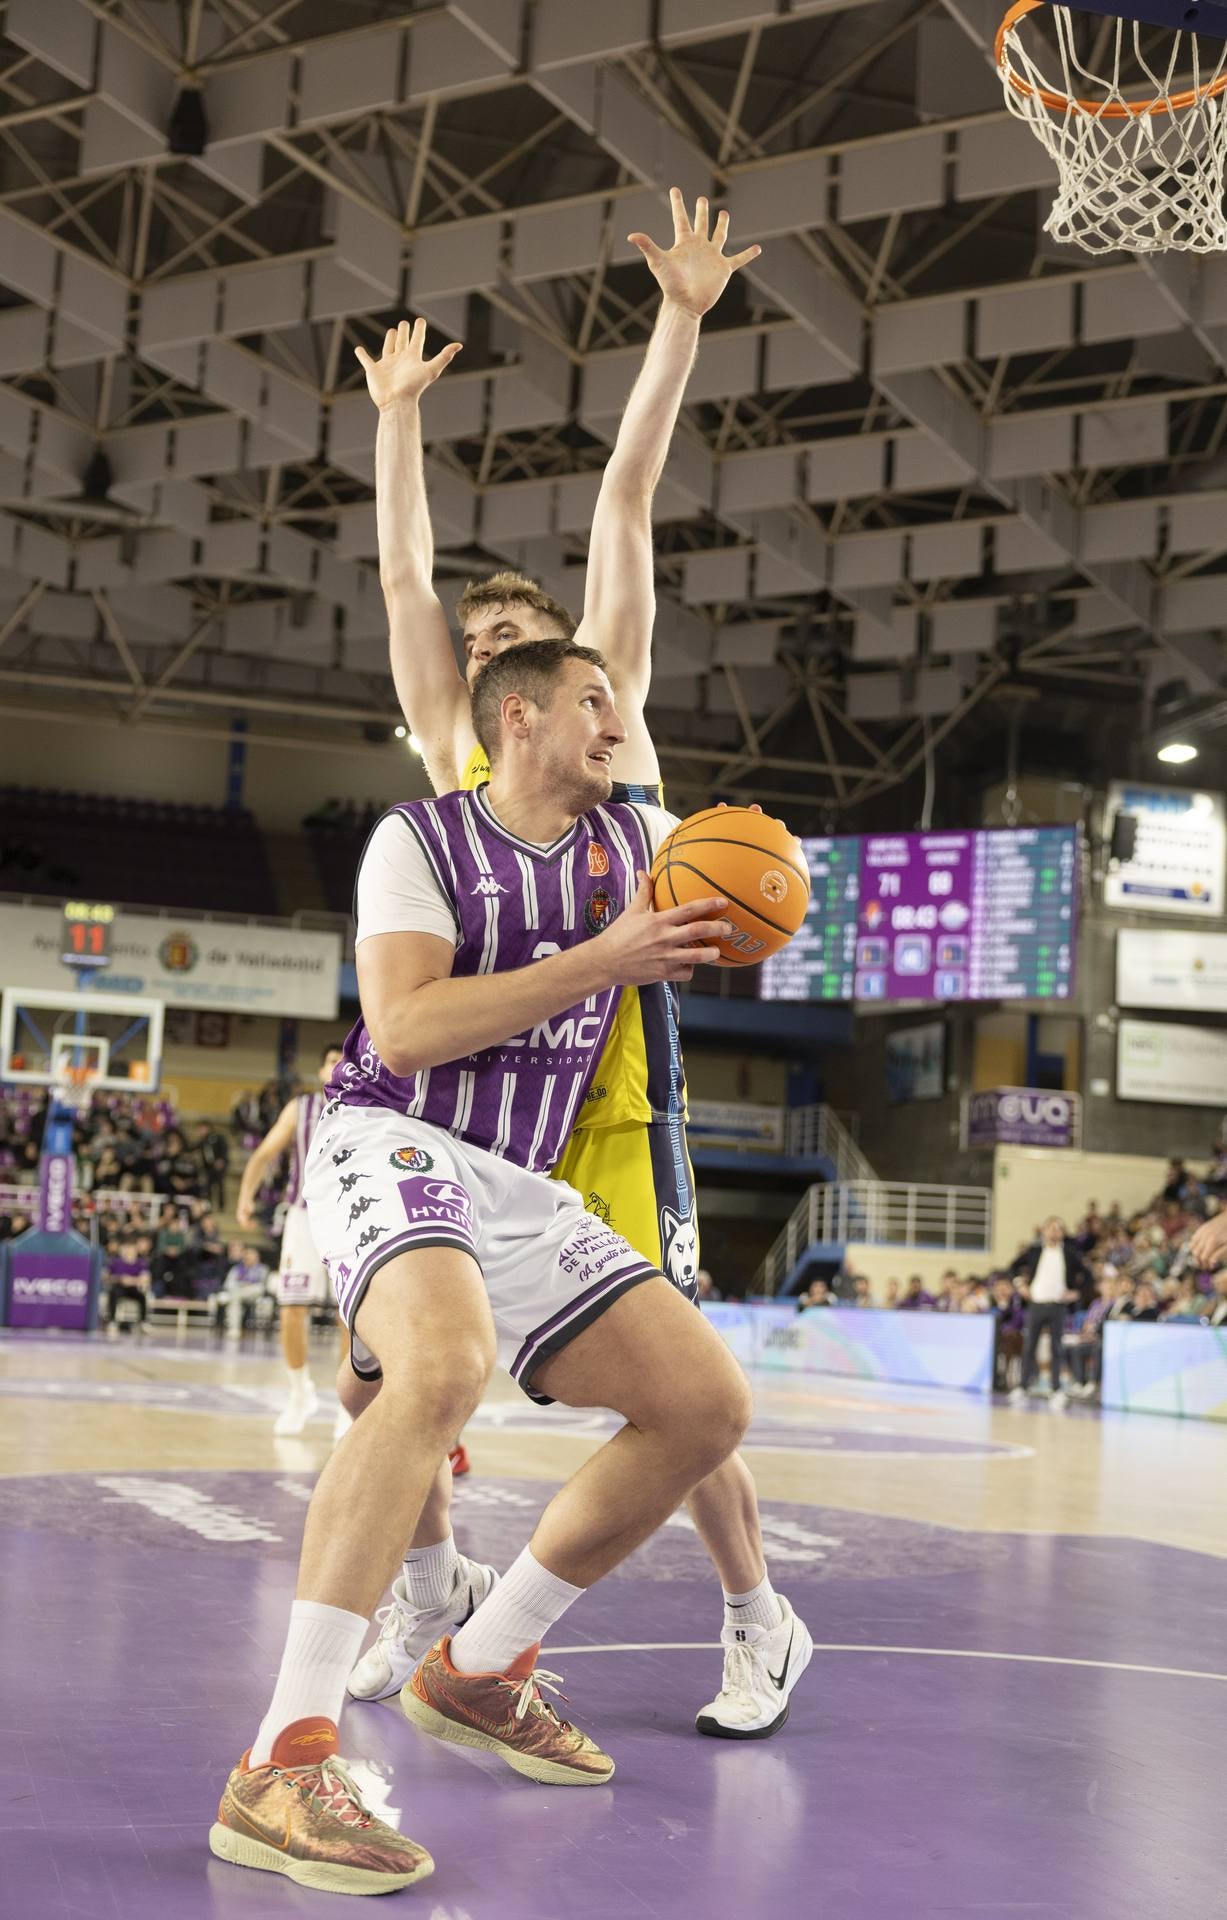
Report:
587,844,610,877
660,1203,698,1290
583,886,617,935
389,1147,434,1173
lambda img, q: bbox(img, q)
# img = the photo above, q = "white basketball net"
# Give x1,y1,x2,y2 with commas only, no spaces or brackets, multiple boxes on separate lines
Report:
999,6,1227,253
53,1063,96,1114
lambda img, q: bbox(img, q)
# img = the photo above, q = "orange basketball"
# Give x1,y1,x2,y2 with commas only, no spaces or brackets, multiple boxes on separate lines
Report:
650,805,812,967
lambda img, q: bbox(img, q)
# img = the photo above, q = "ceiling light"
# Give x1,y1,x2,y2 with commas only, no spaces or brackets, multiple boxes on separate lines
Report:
394,724,407,739
1157,741,1198,765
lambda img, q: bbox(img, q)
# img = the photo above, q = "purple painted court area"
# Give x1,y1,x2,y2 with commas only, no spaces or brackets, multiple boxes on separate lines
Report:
2,1473,1224,1919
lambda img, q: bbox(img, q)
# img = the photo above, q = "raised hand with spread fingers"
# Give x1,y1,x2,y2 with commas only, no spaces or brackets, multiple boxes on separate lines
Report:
355,316,463,413
627,188,762,319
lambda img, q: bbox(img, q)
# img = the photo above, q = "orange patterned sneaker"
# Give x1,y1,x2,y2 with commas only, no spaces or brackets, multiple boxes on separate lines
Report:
208,1716,434,1896
401,1639,615,1787
448,1445,471,1476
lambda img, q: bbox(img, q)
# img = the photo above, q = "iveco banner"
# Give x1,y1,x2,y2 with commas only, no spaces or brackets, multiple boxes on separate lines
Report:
966,1088,1081,1150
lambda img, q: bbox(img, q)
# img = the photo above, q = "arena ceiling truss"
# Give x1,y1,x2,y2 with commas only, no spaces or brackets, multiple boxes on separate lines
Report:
3,0,1227,817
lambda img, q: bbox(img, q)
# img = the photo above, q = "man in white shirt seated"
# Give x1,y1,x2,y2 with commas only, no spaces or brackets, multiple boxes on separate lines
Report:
211,1242,270,1338
1007,1217,1092,1410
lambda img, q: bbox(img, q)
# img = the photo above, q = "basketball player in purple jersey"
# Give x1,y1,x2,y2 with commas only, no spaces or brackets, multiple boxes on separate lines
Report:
237,1045,345,1437
210,642,759,1894
345,189,813,1742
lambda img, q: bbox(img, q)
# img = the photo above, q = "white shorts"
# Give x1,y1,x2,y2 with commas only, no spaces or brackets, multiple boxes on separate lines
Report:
303,1103,662,1402
271,1203,331,1307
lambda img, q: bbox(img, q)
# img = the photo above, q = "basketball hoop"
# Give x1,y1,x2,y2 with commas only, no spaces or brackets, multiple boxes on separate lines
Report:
997,0,1227,252
53,1063,98,1115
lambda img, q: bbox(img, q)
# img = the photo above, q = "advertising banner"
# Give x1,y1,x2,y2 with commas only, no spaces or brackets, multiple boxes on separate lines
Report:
1104,781,1226,915
1116,1018,1227,1107
38,1152,74,1233
0,902,340,1020
701,1303,994,1393
966,1088,1081,1150
1116,927,1227,1014
5,1249,96,1329
1101,1322,1227,1421
686,1102,785,1151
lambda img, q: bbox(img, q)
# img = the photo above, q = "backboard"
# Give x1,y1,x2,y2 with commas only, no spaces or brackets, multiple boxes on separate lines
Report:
0,987,164,1092
1032,1,1227,31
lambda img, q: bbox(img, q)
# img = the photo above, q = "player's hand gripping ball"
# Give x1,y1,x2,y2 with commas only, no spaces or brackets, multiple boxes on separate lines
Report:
650,805,811,966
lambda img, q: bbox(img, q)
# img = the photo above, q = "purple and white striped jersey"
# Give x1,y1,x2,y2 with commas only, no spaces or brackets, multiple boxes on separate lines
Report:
333,786,666,1175
286,1090,326,1207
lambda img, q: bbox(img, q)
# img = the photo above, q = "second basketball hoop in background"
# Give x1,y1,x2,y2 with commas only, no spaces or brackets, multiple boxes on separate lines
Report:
997,0,1227,253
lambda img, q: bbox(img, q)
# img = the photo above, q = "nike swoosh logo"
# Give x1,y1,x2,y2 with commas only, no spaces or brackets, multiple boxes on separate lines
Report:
768,1625,795,1691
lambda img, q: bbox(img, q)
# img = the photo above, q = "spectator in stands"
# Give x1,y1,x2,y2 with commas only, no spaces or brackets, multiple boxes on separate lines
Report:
0,1207,32,1242
798,1277,833,1310
211,1243,270,1338
960,1277,991,1313
1162,1157,1192,1204
694,1268,722,1303
1131,1279,1162,1323
197,1121,230,1210
151,1204,192,1296
1008,1216,1092,1410
933,1268,960,1312
104,1236,151,1337
192,1209,228,1291
897,1275,935,1311
991,1276,1026,1393
884,1278,901,1308
850,1275,873,1308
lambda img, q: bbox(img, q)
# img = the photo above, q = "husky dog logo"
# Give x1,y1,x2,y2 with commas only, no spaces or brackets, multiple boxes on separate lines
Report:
660,1204,698,1289
389,1147,433,1173
587,843,610,877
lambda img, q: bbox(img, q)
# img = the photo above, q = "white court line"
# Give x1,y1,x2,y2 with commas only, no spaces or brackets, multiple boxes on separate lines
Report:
544,1641,1227,1683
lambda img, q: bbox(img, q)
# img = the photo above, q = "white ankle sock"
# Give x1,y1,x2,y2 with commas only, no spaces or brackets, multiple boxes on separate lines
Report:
723,1574,783,1632
250,1599,369,1765
286,1365,314,1396
449,1547,583,1674
402,1533,460,1611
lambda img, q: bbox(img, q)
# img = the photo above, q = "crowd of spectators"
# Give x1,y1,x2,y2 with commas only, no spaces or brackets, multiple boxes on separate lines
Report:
794,1149,1227,1400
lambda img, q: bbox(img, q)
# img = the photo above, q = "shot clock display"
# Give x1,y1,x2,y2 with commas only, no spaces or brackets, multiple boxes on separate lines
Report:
61,901,115,970
760,828,1078,1005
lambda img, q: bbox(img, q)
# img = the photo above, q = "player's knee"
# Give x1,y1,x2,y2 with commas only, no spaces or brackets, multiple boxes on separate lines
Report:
335,1354,381,1420
672,1363,752,1472
383,1340,493,1437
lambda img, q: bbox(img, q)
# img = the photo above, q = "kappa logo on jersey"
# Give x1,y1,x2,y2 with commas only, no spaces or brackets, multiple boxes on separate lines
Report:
583,886,617,935
471,874,508,898
338,1171,368,1193
587,843,610,877
355,1223,388,1250
332,1148,355,1167
347,1194,378,1226
389,1147,434,1173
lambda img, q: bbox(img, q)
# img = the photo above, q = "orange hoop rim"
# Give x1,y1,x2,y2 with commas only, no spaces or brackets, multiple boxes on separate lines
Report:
58,1063,97,1091
997,0,1227,118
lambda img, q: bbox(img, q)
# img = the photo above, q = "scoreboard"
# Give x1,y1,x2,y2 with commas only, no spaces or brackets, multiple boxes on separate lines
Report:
60,900,115,970
760,827,1078,1005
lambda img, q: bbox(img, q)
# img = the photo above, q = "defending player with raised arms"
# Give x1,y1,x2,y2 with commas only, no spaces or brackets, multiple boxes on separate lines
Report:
343,190,814,1744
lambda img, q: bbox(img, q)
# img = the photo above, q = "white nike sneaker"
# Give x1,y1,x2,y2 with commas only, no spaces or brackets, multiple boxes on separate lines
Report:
273,1380,320,1437
1049,1389,1069,1412
347,1559,500,1702
695,1596,814,1740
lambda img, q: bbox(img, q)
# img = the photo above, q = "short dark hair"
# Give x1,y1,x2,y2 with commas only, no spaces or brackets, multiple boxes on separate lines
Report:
470,640,607,765
319,1042,344,1065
